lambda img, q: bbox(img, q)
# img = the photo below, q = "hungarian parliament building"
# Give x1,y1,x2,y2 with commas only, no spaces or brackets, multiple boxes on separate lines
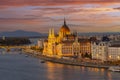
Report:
43,19,92,58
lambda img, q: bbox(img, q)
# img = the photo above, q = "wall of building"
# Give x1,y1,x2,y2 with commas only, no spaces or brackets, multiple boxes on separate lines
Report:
91,42,109,61
108,47,120,61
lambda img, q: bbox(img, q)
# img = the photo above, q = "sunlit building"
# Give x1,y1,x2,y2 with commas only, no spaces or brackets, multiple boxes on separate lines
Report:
91,41,110,61
108,46,120,61
108,42,120,61
37,39,44,48
43,19,120,61
43,19,81,58
91,40,120,61
79,39,91,56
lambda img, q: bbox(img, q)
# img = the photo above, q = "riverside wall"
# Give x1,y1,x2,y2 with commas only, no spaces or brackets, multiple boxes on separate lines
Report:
24,49,109,69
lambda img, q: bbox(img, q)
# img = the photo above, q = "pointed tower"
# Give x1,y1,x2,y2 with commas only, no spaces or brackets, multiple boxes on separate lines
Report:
59,18,70,38
51,28,55,37
75,32,78,42
47,28,56,56
64,18,66,26
48,28,55,43
48,28,52,38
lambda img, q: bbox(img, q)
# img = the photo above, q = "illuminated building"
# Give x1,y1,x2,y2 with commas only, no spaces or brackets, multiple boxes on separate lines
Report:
91,41,110,61
79,39,91,56
108,46,120,61
43,19,81,58
43,19,120,61
108,41,120,61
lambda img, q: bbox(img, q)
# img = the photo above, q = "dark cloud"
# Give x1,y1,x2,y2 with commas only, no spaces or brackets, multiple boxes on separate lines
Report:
113,7,120,10
0,15,55,24
0,18,37,20
33,7,64,10
0,17,39,24
24,14,55,21
0,0,120,32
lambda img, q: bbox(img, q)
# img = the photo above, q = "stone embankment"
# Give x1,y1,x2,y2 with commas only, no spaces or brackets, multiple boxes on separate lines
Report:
24,49,109,69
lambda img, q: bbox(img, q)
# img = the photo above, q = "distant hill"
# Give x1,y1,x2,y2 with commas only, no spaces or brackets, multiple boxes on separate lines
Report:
78,32,120,36
1,30,119,38
0,30,47,37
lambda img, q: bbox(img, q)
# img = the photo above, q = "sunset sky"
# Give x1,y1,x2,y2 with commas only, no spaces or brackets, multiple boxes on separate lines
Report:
0,0,120,33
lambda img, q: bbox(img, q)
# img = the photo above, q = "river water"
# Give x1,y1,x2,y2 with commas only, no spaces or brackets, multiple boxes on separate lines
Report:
0,51,120,80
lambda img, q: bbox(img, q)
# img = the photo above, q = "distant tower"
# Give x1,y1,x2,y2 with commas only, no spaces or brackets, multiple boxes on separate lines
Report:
48,28,52,38
75,32,78,42
64,18,66,26
48,28,55,38
48,28,55,43
51,28,55,37
2,36,5,40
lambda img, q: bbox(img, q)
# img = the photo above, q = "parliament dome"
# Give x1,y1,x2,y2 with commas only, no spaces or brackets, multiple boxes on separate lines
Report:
59,19,70,34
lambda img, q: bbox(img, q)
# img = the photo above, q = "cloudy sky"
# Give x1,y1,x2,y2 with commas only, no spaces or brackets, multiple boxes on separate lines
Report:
0,0,120,33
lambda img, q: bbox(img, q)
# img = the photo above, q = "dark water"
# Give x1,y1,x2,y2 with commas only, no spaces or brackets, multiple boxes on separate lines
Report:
0,52,120,80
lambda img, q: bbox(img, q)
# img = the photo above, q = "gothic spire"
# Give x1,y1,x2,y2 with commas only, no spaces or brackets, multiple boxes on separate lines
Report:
48,28,52,37
64,17,66,26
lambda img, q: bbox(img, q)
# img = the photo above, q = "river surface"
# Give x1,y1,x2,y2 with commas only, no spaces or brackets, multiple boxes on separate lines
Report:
0,51,120,80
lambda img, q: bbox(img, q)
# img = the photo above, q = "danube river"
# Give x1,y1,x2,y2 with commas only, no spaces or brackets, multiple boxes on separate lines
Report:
0,51,120,80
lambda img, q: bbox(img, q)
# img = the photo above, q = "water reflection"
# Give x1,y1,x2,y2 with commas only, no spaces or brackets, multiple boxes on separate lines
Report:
106,72,112,80
0,51,119,80
0,48,22,54
46,62,64,80
0,48,6,54
45,62,114,80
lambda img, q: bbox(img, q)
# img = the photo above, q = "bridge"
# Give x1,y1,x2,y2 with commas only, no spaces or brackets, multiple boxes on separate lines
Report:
0,45,28,51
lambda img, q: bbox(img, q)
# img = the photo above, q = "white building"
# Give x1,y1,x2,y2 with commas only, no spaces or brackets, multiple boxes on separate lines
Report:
91,41,110,61
108,45,120,61
37,39,44,48
72,38,81,58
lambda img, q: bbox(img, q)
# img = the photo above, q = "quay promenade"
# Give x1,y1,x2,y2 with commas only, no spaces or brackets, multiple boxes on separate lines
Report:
0,45,27,49
24,49,110,69
38,56,109,69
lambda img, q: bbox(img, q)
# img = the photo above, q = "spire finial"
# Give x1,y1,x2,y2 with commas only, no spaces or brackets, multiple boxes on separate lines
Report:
48,28,51,37
64,17,66,25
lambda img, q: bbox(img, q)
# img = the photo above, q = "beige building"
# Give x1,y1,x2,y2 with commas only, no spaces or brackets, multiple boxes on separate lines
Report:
79,39,91,55
91,41,110,61
37,39,44,48
108,45,120,61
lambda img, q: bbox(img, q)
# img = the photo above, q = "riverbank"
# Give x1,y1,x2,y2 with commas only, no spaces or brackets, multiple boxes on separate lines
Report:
24,49,109,69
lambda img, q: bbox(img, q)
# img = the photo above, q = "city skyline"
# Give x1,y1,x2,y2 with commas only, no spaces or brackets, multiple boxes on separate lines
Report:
0,0,120,33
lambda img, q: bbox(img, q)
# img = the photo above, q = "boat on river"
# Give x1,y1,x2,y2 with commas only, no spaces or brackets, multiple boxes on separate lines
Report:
108,66,120,72
41,60,45,63
25,55,29,57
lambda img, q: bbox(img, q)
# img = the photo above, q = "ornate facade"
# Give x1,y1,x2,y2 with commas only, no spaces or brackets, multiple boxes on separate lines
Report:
108,41,120,61
91,41,110,61
79,39,91,56
43,19,81,58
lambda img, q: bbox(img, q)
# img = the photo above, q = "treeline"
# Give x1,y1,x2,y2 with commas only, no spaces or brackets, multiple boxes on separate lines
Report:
0,37,31,46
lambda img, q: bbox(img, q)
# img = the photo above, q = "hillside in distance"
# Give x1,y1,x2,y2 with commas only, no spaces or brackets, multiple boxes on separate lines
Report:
0,30,47,37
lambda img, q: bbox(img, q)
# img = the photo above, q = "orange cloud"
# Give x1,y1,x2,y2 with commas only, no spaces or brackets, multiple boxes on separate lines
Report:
0,0,120,32
0,0,120,7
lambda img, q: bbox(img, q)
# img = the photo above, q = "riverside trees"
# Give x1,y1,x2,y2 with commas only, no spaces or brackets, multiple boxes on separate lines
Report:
0,37,31,46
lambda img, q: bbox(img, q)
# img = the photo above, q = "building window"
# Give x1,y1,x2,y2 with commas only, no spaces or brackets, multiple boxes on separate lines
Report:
109,55,111,59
